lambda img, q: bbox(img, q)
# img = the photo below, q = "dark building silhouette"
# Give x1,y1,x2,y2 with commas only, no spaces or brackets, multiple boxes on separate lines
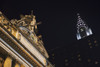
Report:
49,14,100,67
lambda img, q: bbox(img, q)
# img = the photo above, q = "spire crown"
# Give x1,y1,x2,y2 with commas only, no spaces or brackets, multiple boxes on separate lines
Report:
77,13,82,21
76,14,93,40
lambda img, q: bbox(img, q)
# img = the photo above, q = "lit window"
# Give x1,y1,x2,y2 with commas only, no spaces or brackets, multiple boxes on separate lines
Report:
95,61,98,64
88,43,92,45
77,54,80,57
52,54,54,56
94,41,97,43
65,59,68,62
78,58,81,61
88,59,91,62
65,63,69,66
90,46,92,48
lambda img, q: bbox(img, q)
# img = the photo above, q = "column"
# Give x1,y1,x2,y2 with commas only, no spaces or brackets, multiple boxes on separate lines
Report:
20,64,25,67
15,63,20,67
4,56,12,67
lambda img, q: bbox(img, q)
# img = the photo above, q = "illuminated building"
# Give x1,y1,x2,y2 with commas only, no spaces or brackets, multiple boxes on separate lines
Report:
49,14,100,67
0,11,53,67
76,13,93,40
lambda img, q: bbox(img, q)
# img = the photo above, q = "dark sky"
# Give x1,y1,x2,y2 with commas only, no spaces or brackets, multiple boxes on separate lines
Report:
0,0,100,51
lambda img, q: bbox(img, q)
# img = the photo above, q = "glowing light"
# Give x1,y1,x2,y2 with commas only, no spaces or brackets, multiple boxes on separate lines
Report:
65,59,68,62
78,58,81,61
95,61,98,64
88,59,91,62
88,43,92,45
76,14,93,40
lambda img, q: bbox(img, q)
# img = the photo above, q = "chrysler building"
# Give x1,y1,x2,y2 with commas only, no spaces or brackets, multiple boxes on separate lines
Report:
76,13,93,40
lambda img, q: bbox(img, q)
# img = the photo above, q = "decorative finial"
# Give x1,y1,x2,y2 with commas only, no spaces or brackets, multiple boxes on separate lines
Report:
77,13,81,20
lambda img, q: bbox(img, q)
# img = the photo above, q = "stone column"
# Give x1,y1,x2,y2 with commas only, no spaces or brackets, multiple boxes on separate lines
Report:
20,64,25,67
15,63,20,67
4,56,12,67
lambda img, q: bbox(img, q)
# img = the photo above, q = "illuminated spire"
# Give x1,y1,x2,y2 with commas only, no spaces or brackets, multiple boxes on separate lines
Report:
76,13,93,40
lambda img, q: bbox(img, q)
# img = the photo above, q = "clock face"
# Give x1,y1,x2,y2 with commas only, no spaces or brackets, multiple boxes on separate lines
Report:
79,27,86,37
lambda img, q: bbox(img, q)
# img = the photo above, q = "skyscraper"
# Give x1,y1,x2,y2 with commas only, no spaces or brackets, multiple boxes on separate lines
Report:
49,14,100,67
76,13,93,40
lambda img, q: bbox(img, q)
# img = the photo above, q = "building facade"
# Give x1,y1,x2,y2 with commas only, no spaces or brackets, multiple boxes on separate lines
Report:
0,11,53,67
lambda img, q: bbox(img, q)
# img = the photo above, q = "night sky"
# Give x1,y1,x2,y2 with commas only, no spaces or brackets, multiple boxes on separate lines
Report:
0,0,100,52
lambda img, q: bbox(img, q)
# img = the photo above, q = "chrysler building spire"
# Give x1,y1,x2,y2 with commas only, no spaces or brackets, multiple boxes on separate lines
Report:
76,13,93,40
